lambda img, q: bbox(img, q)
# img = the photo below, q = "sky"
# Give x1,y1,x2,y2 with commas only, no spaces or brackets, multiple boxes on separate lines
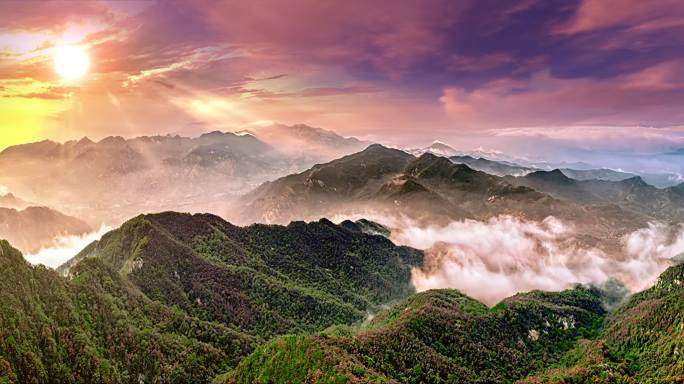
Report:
1,0,684,159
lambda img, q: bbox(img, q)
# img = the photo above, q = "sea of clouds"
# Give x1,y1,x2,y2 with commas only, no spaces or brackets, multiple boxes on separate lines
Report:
335,213,684,305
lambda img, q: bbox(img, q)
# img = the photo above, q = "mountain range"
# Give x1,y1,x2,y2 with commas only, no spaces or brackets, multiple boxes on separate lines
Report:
506,170,684,224
1,128,678,233
412,141,684,188
2,211,682,382
0,125,367,226
238,144,682,255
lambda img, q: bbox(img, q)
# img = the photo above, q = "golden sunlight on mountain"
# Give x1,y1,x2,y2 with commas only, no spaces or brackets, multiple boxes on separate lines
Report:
54,45,90,81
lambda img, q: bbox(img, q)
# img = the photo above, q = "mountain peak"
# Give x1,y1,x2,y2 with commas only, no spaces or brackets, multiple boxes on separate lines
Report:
363,143,391,151
620,176,649,188
78,136,94,145
351,144,412,160
0,239,24,265
413,152,469,171
525,169,573,183
428,140,454,148
199,130,228,138
98,136,127,146
416,151,440,160
423,140,459,156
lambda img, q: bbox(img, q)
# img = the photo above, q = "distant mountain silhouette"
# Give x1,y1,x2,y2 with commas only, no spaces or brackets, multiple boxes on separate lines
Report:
0,128,367,225
0,206,91,253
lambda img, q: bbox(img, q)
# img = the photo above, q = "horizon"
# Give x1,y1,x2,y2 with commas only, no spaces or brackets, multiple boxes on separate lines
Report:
2,123,682,177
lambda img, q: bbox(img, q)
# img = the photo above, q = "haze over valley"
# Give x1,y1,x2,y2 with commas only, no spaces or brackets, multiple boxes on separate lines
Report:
2,127,683,304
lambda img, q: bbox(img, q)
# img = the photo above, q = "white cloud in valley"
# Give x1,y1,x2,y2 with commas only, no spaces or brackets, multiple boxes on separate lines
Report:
401,217,684,304
335,213,684,305
24,226,112,268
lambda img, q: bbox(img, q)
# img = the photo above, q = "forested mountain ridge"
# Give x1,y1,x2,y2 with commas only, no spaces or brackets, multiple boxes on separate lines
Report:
521,262,684,383
59,212,422,336
1,212,423,383
221,263,684,384
219,285,609,383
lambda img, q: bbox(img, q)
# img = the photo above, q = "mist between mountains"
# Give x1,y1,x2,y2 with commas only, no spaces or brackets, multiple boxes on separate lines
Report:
334,212,684,305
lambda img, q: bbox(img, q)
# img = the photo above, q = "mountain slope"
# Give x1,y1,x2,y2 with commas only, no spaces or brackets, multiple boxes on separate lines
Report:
221,286,607,384
220,263,684,384
239,146,645,248
0,206,91,253
508,170,684,223
59,212,423,337
522,263,684,383
0,239,254,384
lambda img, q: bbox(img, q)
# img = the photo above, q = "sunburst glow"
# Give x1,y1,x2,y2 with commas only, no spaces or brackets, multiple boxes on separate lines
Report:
54,45,90,80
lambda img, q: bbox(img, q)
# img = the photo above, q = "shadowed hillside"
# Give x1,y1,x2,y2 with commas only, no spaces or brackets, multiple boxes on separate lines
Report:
59,212,422,336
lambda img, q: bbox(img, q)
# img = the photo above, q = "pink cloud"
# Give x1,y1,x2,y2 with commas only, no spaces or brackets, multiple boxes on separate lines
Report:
440,61,684,128
188,0,465,78
0,1,114,33
492,125,684,153
556,0,684,34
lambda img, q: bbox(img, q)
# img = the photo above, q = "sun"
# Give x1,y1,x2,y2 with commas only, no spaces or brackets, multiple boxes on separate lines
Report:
54,45,90,81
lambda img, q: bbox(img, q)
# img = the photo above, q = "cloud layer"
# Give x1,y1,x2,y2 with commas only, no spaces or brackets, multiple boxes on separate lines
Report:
400,216,684,304
334,212,684,305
